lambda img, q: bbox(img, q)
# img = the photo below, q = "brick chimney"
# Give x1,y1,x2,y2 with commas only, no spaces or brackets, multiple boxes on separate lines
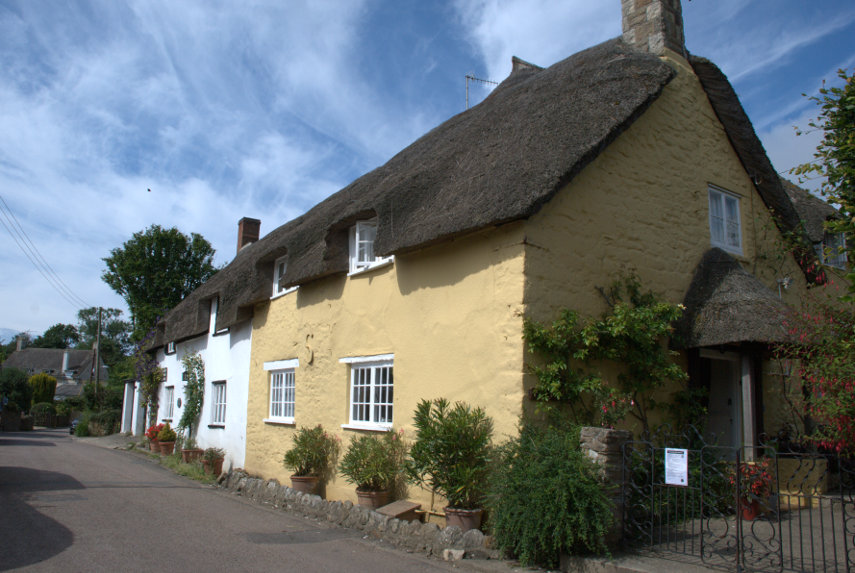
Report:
621,0,686,58
237,217,261,254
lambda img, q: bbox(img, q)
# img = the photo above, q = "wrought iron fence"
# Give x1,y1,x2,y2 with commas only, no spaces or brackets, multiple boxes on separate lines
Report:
621,426,855,572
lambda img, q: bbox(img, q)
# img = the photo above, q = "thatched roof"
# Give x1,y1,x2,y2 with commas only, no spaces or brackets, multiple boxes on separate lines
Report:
780,178,839,243
674,248,791,348
149,39,820,351
1,348,106,382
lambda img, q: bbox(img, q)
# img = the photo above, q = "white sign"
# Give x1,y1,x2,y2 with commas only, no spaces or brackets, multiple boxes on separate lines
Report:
664,448,688,486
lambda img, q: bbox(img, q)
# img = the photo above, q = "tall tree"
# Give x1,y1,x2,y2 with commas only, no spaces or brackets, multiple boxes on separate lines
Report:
793,69,855,293
32,324,79,349
102,225,217,340
76,307,132,367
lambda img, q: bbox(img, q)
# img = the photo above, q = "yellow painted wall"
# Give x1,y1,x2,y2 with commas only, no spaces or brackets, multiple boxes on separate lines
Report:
521,53,813,435
244,224,526,508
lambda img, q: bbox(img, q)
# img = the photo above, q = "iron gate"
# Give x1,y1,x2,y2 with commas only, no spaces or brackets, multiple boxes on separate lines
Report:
621,427,855,572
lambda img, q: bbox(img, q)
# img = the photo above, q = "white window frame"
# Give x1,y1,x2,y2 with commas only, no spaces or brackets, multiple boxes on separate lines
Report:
166,341,176,354
272,255,297,298
348,220,393,275
708,185,742,254
264,358,299,424
164,386,174,420
211,381,227,426
340,354,394,431
817,232,847,269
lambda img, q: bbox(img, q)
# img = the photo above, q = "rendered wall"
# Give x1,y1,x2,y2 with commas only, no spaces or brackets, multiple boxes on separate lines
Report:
153,300,252,470
244,224,526,508
522,53,812,433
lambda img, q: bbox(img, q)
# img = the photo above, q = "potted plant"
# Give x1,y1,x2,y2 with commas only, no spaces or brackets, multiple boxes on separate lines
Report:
146,423,164,452
202,447,226,475
283,425,340,495
156,423,177,455
729,457,773,520
181,436,204,463
407,398,494,531
339,429,407,509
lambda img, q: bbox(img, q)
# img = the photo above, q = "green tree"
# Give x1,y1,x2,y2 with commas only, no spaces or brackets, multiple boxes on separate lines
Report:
102,225,217,340
76,307,132,367
29,373,57,404
32,323,79,349
793,69,855,292
0,367,33,412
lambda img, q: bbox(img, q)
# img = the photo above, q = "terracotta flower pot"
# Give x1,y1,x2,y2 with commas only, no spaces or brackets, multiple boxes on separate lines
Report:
290,475,320,494
202,458,224,476
741,499,760,521
159,441,175,455
149,439,160,452
356,488,391,510
181,448,204,463
444,507,483,531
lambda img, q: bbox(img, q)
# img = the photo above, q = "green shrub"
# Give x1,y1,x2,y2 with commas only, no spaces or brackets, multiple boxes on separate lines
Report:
486,423,613,568
55,401,72,417
407,398,494,510
75,412,91,436
339,430,407,491
0,367,33,412
31,402,57,415
283,425,340,478
29,373,57,404
89,409,121,435
157,422,177,442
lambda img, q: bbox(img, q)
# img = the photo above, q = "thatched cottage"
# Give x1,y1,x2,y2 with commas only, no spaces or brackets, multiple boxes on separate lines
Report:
122,0,844,506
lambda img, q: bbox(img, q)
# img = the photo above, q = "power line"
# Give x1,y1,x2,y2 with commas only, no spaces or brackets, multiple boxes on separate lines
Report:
0,193,91,310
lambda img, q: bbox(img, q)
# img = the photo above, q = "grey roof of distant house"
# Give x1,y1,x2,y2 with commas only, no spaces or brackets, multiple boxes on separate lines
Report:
1,348,107,381
148,40,819,350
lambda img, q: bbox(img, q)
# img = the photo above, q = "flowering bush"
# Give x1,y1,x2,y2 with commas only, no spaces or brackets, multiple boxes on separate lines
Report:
729,458,773,501
283,425,341,478
157,422,177,442
146,423,164,441
339,429,407,491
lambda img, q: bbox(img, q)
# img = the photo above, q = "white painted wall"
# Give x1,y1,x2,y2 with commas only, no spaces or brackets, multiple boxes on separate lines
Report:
127,298,252,471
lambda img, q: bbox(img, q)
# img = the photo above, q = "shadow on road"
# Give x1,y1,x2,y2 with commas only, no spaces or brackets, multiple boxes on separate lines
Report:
0,467,83,571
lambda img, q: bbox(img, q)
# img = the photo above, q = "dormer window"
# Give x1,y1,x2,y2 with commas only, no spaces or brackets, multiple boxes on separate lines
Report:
816,232,847,269
166,341,176,354
272,255,296,297
349,220,392,274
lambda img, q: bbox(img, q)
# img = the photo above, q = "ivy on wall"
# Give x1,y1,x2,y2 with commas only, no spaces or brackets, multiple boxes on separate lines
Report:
178,351,205,438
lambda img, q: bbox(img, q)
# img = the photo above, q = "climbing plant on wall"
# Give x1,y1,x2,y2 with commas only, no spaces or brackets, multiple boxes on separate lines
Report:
523,273,688,434
178,351,205,438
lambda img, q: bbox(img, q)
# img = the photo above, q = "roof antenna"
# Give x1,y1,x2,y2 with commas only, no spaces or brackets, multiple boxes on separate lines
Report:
465,74,498,110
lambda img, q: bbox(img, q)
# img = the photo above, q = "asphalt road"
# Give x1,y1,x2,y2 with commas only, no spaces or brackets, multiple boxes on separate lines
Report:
0,429,510,573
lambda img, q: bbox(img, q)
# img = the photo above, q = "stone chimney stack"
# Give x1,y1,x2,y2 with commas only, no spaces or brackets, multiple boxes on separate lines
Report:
621,0,686,58
16,335,23,352
237,217,261,254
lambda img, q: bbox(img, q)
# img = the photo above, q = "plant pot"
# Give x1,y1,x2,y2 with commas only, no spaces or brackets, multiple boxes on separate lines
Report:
159,441,175,455
202,458,224,476
444,506,483,531
356,488,391,510
290,475,320,494
149,438,160,452
740,499,760,521
182,448,204,463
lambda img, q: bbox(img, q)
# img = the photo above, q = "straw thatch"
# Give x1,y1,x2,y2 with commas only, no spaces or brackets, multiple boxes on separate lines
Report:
148,39,818,350
674,249,791,348
780,178,839,243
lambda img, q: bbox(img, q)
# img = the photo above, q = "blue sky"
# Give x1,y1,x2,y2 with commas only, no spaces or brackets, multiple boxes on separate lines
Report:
1,0,853,337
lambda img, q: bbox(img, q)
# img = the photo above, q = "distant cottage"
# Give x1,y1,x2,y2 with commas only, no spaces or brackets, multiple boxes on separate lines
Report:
122,0,847,509
3,347,108,399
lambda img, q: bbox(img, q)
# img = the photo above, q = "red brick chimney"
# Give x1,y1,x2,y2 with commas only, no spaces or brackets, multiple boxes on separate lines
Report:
621,0,686,58
237,217,261,254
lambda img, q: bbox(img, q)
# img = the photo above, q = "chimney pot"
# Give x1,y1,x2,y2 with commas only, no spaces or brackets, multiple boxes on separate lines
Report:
237,217,261,254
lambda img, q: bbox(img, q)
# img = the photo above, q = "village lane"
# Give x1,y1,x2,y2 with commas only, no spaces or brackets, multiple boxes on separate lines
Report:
0,429,505,573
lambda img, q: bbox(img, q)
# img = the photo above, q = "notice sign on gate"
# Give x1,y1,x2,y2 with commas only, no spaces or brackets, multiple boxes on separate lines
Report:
664,448,688,486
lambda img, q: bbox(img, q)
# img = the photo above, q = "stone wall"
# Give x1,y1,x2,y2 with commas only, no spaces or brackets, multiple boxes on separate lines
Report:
580,426,633,545
217,470,499,561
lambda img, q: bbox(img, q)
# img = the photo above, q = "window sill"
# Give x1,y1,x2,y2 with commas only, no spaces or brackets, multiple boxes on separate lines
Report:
208,424,225,429
263,418,295,426
271,287,298,300
161,418,172,423
341,423,391,433
348,257,394,277
710,242,743,257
